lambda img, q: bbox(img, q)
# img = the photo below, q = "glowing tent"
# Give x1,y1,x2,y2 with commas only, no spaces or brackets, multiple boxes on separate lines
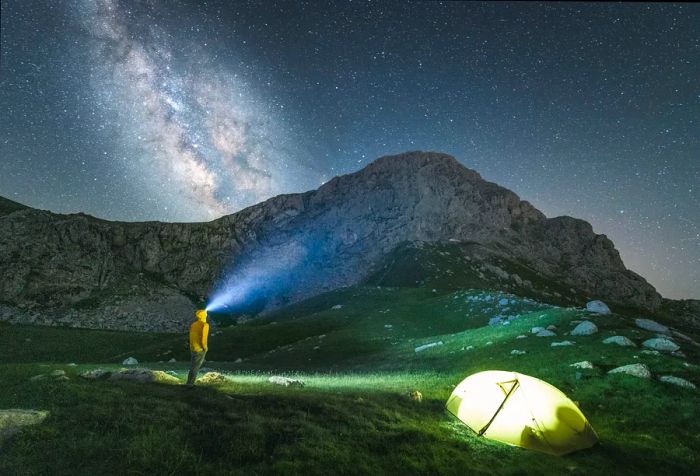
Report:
446,370,598,455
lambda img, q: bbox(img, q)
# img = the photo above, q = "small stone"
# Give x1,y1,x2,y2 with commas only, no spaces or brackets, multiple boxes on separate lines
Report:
642,338,680,352
55,376,70,382
658,376,696,390
167,358,176,363
570,361,594,369
635,318,670,335
80,368,111,380
571,321,598,336
122,357,138,366
485,341,493,346
546,325,557,331
29,374,47,382
641,349,660,356
516,335,527,339
586,300,610,314
608,363,651,379
268,376,304,387
197,372,227,385
50,370,66,378
407,390,423,402
464,345,474,351
536,330,556,337
331,304,343,310
511,349,526,355
551,341,575,347
531,326,545,334
67,363,77,367
234,357,243,364
603,336,636,347
488,317,502,327
671,350,686,358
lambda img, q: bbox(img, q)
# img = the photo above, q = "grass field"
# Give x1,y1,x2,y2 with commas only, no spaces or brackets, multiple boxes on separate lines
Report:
1,286,699,475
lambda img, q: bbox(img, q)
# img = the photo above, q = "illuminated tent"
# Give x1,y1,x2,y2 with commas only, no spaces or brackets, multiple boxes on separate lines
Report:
446,370,598,455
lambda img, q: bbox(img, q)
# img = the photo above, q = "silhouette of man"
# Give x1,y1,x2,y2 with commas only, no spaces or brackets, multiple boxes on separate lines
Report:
186,309,209,387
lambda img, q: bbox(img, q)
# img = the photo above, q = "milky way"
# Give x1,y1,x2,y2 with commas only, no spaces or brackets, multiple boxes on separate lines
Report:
1,1,698,298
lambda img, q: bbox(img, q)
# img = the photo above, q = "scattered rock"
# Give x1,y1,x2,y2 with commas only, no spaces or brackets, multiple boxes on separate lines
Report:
603,336,636,347
536,330,556,337
122,357,138,366
642,338,680,352
551,341,575,347
571,321,598,336
586,300,610,314
110,368,155,383
197,372,227,385
0,409,49,443
407,390,423,402
516,335,528,339
570,361,594,369
415,341,443,353
608,363,651,379
658,376,696,390
80,368,111,380
635,318,670,335
511,349,526,355
488,317,503,327
268,376,305,387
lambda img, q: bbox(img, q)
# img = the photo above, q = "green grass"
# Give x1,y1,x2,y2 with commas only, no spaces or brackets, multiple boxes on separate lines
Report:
1,286,699,475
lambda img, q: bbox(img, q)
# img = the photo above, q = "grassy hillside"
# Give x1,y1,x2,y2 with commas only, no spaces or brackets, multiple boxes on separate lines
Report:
1,285,699,475
0,196,28,217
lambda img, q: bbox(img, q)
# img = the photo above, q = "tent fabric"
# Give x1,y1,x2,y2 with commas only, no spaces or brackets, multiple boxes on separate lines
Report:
446,370,598,455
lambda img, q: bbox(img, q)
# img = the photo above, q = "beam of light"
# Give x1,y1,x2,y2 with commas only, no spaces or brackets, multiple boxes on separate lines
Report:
205,239,310,314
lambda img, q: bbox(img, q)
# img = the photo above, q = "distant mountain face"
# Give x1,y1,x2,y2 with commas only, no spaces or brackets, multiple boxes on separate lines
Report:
0,152,662,331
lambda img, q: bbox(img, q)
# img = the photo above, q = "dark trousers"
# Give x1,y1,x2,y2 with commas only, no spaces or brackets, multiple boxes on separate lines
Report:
186,351,207,385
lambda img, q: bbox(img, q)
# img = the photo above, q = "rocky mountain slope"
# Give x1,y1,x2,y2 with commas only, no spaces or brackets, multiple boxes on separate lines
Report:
0,152,665,331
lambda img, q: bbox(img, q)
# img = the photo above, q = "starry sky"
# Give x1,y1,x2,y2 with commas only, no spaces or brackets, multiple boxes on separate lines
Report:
1,1,698,299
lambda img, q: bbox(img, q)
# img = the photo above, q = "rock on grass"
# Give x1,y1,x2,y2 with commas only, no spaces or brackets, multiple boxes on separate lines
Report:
0,409,49,444
571,321,598,336
196,372,227,385
642,338,679,352
608,363,651,379
635,318,670,335
658,376,696,390
603,336,636,347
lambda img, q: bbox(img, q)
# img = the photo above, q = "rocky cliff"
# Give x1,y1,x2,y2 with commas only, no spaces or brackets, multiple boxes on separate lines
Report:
0,152,662,331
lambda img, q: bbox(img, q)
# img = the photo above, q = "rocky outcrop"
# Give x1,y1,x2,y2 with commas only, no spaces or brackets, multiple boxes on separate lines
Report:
0,151,663,331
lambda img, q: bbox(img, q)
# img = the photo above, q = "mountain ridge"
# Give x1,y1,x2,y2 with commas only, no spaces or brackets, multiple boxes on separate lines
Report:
0,151,669,331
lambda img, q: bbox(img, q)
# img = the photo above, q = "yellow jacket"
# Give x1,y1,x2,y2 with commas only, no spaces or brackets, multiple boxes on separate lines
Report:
189,314,209,352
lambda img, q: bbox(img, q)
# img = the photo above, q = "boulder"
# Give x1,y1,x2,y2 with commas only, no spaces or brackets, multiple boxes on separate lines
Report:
586,300,610,314
608,363,651,379
571,321,598,336
551,341,575,347
642,338,680,352
570,361,594,369
635,318,670,335
80,368,111,379
196,372,227,385
122,357,138,366
535,330,556,337
659,376,696,390
0,409,49,443
268,376,305,387
603,336,636,347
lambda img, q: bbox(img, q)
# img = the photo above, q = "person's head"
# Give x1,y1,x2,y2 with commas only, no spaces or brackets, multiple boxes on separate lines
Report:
195,309,208,322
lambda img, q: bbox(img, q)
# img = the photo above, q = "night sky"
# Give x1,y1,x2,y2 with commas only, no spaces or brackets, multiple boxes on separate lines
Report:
1,1,698,299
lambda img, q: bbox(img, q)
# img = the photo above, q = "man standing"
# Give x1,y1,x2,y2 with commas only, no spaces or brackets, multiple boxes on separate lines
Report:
186,309,209,387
